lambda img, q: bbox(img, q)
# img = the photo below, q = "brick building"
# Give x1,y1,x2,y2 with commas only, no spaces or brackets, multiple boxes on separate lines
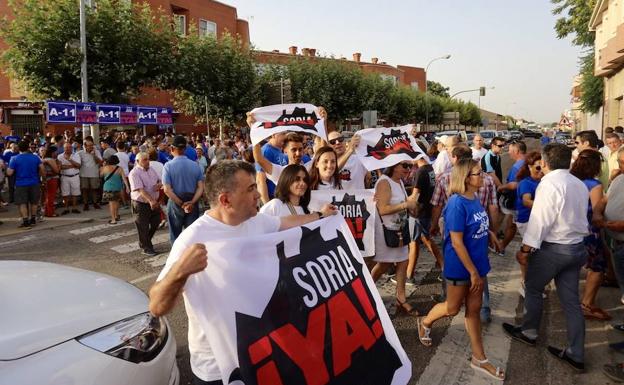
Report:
0,0,426,136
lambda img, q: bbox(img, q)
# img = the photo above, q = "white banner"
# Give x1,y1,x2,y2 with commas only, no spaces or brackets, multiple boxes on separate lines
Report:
309,189,376,257
355,125,425,171
183,215,411,385
250,103,327,145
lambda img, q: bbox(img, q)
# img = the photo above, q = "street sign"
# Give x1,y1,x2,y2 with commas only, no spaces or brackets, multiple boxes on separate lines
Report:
443,111,460,125
45,101,173,125
47,101,77,123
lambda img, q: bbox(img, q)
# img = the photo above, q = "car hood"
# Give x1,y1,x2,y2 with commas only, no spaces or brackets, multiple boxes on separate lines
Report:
0,261,148,360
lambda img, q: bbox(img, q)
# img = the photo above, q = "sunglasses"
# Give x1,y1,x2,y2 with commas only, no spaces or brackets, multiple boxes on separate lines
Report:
491,143,503,147
400,163,413,170
328,137,344,145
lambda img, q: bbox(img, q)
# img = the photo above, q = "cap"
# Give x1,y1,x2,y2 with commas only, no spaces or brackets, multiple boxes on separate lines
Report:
172,135,187,148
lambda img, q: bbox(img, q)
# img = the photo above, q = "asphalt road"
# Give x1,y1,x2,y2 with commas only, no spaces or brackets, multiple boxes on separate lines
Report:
2,138,622,384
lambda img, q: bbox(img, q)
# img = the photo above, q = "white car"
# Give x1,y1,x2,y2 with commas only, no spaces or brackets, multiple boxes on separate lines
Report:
0,261,179,385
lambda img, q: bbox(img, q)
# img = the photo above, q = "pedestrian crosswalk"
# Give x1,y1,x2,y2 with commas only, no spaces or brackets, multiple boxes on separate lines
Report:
68,221,170,266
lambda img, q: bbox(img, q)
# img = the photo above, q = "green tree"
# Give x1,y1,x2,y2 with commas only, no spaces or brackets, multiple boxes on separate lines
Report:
426,80,450,98
0,0,177,103
172,33,258,124
551,0,603,113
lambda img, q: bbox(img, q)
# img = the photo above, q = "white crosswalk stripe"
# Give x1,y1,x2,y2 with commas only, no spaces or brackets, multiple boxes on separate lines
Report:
110,233,170,254
69,220,129,235
88,230,137,244
0,234,36,246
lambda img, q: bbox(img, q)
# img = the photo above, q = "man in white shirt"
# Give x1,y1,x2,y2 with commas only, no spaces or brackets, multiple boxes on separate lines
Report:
115,141,131,206
471,134,488,161
432,135,458,177
148,160,336,385
327,131,368,190
58,142,82,215
503,143,589,372
78,139,103,211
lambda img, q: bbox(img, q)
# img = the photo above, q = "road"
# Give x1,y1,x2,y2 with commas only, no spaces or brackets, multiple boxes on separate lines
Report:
1,138,622,384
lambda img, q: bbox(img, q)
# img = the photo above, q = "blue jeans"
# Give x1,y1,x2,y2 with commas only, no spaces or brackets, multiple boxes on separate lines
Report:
610,239,624,297
481,277,491,321
166,199,199,244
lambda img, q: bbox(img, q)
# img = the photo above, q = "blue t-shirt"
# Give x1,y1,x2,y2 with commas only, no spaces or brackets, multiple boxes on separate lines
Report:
163,156,204,197
158,150,172,164
516,177,540,223
256,142,287,198
185,145,198,161
8,153,41,187
507,159,524,183
540,136,551,146
443,194,491,280
3,150,16,164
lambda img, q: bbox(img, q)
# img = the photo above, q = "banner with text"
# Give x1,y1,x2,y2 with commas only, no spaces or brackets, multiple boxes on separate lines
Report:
250,103,327,145
46,101,173,125
355,125,425,171
309,189,376,257
184,215,410,385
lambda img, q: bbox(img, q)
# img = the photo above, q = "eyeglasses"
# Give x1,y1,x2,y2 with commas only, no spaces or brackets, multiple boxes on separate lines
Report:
492,143,503,148
400,163,413,170
328,137,344,145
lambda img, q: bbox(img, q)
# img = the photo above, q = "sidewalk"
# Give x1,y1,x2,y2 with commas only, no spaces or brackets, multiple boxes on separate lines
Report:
0,202,130,238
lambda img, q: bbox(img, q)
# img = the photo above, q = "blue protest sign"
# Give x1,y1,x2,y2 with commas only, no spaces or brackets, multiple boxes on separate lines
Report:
47,101,77,123
138,107,157,124
97,105,121,124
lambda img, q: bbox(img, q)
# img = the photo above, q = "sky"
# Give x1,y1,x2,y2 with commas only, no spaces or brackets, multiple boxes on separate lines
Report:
228,0,584,124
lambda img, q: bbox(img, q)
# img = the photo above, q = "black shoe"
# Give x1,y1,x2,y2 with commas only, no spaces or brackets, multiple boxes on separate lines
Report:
547,345,584,372
610,341,624,353
141,249,158,257
30,217,36,226
612,324,624,333
502,323,536,346
18,221,31,229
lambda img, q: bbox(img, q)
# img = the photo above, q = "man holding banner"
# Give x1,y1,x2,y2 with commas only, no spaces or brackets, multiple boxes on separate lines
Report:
327,131,369,190
149,160,338,385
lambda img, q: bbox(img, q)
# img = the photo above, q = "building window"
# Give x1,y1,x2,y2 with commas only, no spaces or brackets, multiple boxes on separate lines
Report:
199,19,217,37
410,81,419,90
380,74,397,85
174,14,186,36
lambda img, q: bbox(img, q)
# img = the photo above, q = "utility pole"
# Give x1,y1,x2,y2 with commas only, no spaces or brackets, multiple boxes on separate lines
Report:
79,0,91,139
204,96,211,140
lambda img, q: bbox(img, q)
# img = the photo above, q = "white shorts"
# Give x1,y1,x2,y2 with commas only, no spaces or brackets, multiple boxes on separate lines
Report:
500,206,517,221
61,175,81,196
515,222,528,237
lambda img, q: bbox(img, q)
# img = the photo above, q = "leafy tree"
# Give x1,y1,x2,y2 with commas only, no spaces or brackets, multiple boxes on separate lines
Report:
551,0,603,113
172,33,258,124
426,80,450,98
0,0,177,102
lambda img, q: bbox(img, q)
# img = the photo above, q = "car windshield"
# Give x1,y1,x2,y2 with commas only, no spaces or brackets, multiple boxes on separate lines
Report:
480,132,494,138
467,133,475,140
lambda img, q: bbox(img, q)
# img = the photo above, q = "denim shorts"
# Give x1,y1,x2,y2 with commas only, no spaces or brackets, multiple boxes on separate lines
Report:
445,277,471,286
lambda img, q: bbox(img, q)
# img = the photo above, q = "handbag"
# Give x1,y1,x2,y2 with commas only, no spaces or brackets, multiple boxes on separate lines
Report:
378,182,410,248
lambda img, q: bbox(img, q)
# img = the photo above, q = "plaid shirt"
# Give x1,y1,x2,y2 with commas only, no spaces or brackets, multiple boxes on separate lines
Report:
430,169,497,208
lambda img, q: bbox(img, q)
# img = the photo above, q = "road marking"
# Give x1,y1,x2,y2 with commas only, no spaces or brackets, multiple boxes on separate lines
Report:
144,253,169,267
69,220,128,235
415,244,521,385
111,233,169,254
88,230,136,244
0,234,36,246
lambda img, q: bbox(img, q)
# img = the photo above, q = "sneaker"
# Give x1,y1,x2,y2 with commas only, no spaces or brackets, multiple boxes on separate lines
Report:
502,323,536,346
547,345,584,372
603,363,624,382
141,249,158,257
18,221,31,229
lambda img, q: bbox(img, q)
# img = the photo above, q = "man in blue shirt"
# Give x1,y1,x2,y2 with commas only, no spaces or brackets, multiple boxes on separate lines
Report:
7,141,45,228
481,136,505,187
497,141,526,253
157,142,172,164
256,133,287,204
163,135,205,243
3,142,18,203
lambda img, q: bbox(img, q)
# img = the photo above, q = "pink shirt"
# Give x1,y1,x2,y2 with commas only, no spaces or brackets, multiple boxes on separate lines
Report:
128,165,160,203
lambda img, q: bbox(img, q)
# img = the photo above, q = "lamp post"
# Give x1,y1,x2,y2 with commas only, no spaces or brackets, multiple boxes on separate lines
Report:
424,54,451,131
79,0,91,139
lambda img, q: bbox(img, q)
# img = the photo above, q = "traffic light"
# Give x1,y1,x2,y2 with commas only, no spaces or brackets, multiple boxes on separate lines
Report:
480,87,486,97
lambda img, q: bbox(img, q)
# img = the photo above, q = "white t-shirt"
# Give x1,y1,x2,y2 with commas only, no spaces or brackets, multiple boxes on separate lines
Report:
266,160,313,184
339,155,367,190
156,212,281,382
58,152,81,176
432,150,451,176
259,198,306,216
471,147,488,161
115,151,130,176
149,160,164,180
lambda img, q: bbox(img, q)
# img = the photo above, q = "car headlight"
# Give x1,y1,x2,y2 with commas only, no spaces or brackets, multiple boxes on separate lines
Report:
77,312,167,363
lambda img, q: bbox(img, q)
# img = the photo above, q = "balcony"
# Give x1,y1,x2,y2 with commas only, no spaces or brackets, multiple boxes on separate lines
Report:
596,24,624,76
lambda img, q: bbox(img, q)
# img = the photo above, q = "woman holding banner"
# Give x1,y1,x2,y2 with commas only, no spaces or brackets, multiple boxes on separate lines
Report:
371,161,420,316
259,164,312,216
309,146,342,190
417,159,505,381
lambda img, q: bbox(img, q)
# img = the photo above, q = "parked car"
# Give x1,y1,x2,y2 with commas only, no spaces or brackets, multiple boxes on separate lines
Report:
554,131,575,147
0,261,179,385
521,128,542,138
435,130,468,143
466,133,476,147
498,130,512,141
509,130,524,140
478,130,497,148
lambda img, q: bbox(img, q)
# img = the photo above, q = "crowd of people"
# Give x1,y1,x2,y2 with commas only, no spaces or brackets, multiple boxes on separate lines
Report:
4,119,624,382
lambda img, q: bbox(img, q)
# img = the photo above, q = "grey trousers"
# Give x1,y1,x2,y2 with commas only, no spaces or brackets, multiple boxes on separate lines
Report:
521,241,587,363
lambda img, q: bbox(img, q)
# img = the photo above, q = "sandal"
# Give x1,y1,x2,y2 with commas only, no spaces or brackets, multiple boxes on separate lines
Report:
107,220,118,225
470,356,505,381
582,303,612,320
396,298,419,317
417,317,432,347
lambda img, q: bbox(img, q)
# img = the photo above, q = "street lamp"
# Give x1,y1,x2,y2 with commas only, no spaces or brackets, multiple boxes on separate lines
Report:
79,0,92,139
424,54,451,131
